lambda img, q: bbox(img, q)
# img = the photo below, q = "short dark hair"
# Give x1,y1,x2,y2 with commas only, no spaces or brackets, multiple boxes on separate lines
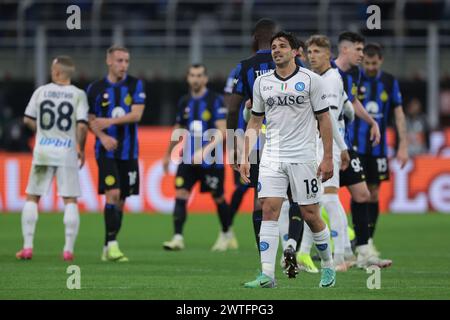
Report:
252,18,277,43
364,43,383,58
188,63,207,75
270,31,299,50
338,31,365,44
297,39,306,51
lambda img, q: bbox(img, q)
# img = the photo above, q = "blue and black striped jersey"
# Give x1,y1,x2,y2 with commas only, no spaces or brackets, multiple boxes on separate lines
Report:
233,50,305,100
330,59,361,103
224,65,247,131
86,75,146,160
330,59,362,148
348,70,402,157
176,89,226,168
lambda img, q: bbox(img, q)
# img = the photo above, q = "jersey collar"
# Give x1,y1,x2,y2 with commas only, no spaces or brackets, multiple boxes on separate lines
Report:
105,74,128,86
319,67,332,76
362,69,382,80
274,65,299,82
191,88,209,100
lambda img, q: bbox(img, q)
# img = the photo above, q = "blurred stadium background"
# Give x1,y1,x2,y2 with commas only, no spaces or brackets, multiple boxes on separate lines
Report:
0,0,449,215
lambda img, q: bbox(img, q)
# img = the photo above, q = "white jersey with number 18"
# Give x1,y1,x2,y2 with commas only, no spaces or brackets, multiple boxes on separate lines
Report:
252,66,329,163
24,82,89,168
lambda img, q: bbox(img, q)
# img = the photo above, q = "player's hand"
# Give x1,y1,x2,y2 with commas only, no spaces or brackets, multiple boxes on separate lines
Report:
91,118,113,131
100,135,118,151
370,122,381,146
162,154,170,174
340,149,350,171
245,99,252,109
78,151,85,169
239,162,251,184
317,157,333,182
397,146,409,169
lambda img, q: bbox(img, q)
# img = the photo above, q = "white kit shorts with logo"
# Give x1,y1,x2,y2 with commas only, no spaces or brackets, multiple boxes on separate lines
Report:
26,165,81,198
257,159,321,205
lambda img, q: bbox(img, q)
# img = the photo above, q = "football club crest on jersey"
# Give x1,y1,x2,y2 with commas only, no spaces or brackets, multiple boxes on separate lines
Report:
295,82,305,92
351,83,358,96
380,90,389,102
124,93,132,106
201,109,211,121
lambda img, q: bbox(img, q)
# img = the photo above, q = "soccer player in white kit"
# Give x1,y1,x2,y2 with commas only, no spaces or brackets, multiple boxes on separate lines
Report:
240,31,336,288
298,35,356,272
16,56,89,261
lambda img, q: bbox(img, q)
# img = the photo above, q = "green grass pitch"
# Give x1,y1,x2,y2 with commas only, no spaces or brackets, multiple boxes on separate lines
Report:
1,213,449,300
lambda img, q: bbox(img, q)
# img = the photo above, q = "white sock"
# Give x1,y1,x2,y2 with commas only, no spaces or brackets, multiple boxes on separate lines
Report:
107,240,118,248
63,203,80,253
356,244,370,256
260,220,279,279
322,194,346,259
21,201,39,249
335,202,354,257
174,234,183,241
312,225,334,269
299,221,313,254
278,200,290,250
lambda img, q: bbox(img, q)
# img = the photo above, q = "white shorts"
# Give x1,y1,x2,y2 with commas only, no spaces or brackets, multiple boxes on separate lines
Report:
26,165,81,198
258,160,321,205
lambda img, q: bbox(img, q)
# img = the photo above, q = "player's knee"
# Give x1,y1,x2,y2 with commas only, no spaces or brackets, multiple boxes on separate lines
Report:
261,200,279,221
106,189,121,204
26,194,40,203
353,187,371,203
300,204,318,222
62,197,77,205
213,195,225,204
175,189,190,200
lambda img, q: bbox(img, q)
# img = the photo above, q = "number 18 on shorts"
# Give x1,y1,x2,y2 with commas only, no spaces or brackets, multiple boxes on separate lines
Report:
257,160,321,205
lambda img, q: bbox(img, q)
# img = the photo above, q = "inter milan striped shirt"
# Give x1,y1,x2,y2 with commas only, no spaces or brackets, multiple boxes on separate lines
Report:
348,70,402,157
86,74,146,160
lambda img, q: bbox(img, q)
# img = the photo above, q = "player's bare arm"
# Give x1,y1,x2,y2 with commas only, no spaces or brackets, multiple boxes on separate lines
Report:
239,114,263,184
352,98,381,145
394,106,409,168
88,114,118,151
194,119,226,165
225,93,245,167
23,116,37,133
225,93,244,131
76,122,88,168
163,123,184,174
90,104,145,131
316,111,334,182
